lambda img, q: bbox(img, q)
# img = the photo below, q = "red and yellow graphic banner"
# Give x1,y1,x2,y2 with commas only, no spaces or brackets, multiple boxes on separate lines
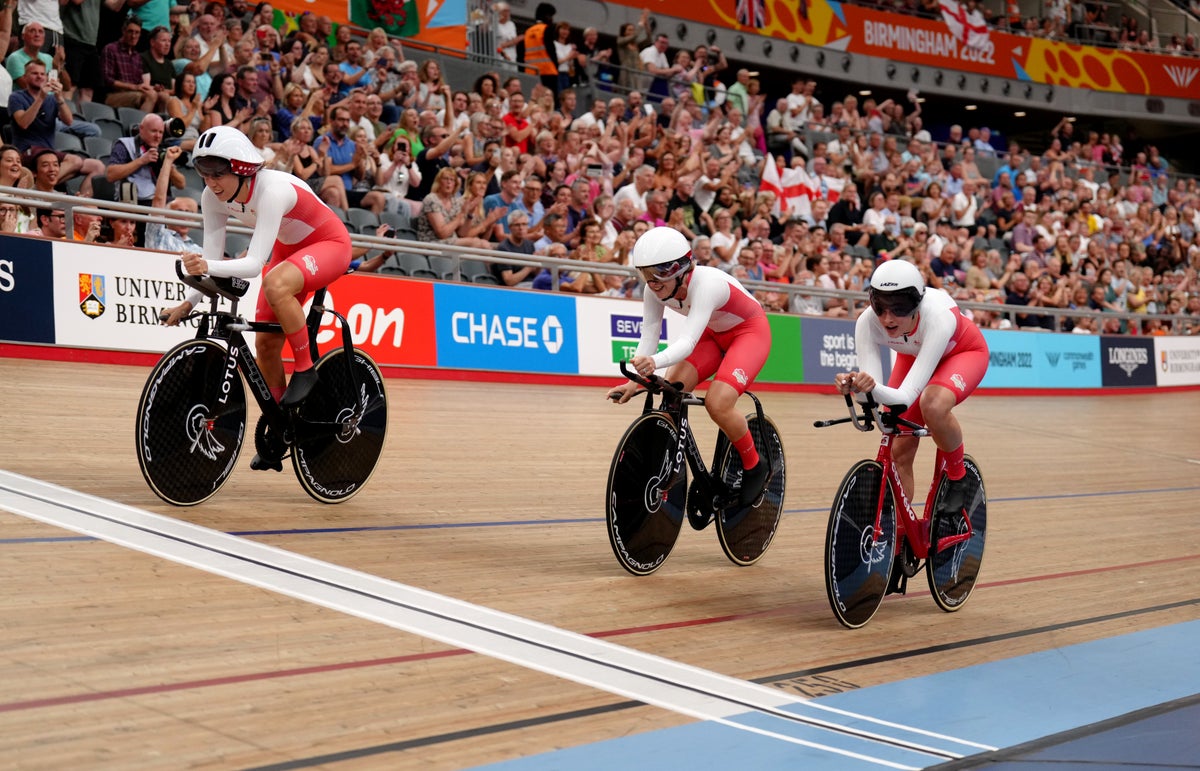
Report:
595,0,1198,99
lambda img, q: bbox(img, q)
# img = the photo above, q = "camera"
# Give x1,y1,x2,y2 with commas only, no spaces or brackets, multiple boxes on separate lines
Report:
382,227,397,239
165,116,186,139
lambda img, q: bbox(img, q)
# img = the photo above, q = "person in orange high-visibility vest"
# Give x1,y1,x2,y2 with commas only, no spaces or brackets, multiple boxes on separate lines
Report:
523,3,560,99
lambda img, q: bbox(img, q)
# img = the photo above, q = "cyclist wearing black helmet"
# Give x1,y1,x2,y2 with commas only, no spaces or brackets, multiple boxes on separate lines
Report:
609,226,774,509
163,125,353,408
835,258,989,517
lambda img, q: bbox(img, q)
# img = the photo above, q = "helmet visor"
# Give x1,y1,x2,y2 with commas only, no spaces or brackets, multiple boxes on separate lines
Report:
638,255,691,285
194,155,233,179
870,290,920,318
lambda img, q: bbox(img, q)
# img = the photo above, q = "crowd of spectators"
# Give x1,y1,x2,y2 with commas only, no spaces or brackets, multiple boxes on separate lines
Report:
0,0,1197,334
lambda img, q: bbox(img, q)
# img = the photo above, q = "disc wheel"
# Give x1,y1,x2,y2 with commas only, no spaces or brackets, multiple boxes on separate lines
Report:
926,456,988,612
714,414,786,566
605,412,686,576
825,459,896,628
290,348,388,503
135,340,246,506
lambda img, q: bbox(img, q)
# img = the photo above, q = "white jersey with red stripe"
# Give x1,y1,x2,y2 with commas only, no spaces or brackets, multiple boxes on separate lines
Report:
855,287,973,407
636,265,766,370
200,169,349,279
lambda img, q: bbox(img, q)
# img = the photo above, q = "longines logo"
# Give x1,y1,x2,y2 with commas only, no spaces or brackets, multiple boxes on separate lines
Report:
1163,65,1199,89
1109,346,1148,377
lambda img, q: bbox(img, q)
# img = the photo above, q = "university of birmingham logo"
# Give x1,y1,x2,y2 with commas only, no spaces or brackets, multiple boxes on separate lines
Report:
1164,65,1199,89
79,273,105,319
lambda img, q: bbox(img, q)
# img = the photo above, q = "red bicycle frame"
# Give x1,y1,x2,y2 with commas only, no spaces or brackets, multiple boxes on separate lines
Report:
873,423,975,562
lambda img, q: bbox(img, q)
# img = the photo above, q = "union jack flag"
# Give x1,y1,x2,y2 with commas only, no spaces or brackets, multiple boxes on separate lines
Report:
736,0,766,28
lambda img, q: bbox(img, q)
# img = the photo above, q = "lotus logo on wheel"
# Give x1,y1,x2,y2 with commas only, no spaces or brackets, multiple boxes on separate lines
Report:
185,404,226,460
542,315,563,354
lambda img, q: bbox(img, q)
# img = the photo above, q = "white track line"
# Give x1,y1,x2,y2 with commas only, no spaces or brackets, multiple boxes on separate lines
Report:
0,471,996,767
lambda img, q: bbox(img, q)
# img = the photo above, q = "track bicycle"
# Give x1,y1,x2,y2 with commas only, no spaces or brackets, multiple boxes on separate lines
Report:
814,392,987,628
135,263,388,506
605,361,786,576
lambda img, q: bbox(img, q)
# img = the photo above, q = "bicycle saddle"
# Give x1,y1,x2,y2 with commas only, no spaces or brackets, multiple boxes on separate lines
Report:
175,260,250,301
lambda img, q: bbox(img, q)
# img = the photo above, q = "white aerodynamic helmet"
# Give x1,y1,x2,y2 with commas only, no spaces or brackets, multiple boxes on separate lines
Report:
193,125,265,178
868,258,926,317
631,226,694,284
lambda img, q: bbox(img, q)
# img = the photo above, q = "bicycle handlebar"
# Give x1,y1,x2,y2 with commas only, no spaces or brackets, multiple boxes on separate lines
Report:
174,260,251,301
813,391,929,437
617,360,681,395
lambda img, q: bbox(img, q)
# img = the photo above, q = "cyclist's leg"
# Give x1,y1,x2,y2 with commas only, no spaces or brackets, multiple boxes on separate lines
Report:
266,239,352,402
707,317,771,502
919,344,990,475
706,316,770,447
254,332,288,401
662,359,701,392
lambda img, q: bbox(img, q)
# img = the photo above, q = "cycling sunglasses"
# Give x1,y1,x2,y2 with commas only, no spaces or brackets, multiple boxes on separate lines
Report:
194,155,233,179
639,254,692,285
870,293,920,318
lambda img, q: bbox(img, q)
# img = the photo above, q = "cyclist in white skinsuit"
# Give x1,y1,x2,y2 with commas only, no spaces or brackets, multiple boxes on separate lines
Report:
161,125,352,407
836,259,989,518
609,227,774,507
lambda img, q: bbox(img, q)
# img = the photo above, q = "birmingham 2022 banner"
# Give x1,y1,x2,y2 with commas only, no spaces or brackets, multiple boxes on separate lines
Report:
590,0,1198,99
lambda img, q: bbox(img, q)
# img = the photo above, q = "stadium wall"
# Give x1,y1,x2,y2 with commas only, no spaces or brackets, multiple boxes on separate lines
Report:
1,234,1196,392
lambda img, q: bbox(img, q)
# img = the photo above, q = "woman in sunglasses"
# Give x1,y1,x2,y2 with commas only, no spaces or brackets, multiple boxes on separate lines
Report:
835,258,989,519
164,125,352,408
607,227,774,509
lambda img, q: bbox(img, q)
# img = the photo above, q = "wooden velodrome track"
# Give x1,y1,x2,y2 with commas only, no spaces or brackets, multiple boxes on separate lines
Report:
1,357,1198,769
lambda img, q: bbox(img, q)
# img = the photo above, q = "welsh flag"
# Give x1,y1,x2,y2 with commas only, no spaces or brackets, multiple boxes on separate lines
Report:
350,0,420,38
760,154,816,218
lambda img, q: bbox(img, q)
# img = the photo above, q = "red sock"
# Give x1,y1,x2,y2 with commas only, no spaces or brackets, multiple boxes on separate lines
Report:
732,430,760,470
286,328,313,371
942,444,966,481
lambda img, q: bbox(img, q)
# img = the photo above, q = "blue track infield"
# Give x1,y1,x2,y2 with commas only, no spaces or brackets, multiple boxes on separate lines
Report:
475,620,1200,771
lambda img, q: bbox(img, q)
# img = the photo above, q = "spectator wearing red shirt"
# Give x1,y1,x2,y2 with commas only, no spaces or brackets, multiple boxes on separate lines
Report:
502,90,534,155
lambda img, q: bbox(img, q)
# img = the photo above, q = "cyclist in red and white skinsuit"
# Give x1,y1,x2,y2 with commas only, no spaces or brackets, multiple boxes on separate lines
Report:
609,227,773,508
836,259,989,518
163,126,352,407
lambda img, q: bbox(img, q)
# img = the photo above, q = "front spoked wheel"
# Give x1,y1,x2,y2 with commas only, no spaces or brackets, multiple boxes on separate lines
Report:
605,412,687,576
926,456,987,612
714,414,786,566
825,460,896,629
290,348,388,503
135,340,246,506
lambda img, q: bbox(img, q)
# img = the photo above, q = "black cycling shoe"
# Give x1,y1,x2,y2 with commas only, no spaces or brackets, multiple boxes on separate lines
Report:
938,475,970,518
250,453,283,472
736,460,771,508
280,367,318,406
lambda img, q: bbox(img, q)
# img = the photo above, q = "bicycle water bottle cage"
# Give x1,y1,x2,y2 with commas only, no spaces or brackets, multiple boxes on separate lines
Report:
175,261,251,301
